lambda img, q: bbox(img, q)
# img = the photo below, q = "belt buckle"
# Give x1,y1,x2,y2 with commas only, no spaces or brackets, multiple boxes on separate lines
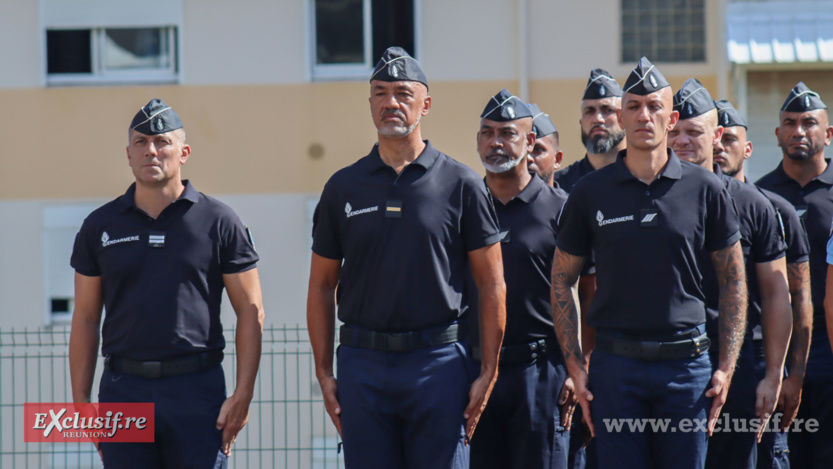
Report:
143,361,162,379
384,333,412,352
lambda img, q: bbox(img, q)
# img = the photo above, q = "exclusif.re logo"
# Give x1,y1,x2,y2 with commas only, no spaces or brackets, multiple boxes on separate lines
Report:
24,402,154,443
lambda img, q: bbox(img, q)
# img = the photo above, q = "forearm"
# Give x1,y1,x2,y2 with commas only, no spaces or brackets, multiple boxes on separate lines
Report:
477,279,506,378
790,262,812,378
760,292,792,379
233,306,263,400
551,249,586,375
69,318,100,403
307,287,337,381
713,242,748,373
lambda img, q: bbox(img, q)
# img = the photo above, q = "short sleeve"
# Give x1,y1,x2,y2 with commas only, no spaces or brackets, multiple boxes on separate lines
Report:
460,178,501,251
220,213,259,274
311,179,344,260
555,189,593,258
750,200,787,264
70,218,101,277
705,184,742,252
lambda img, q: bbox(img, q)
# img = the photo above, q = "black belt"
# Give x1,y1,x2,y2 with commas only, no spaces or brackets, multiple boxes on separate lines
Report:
595,332,709,361
472,338,555,365
339,323,462,353
104,350,224,379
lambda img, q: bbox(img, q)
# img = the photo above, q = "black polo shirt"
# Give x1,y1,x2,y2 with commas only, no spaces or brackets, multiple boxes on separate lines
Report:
757,159,833,377
490,176,568,345
553,155,597,277
312,141,501,332
556,149,741,335
702,172,786,344
754,185,810,265
71,181,259,360
553,155,595,193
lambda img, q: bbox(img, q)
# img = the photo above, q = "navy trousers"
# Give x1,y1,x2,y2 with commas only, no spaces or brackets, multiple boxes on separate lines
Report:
98,365,228,469
705,342,760,469
337,341,474,469
470,348,570,469
589,350,712,469
786,376,833,468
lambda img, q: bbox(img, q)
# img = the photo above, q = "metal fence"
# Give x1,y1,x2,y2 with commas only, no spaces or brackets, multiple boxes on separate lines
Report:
0,325,343,469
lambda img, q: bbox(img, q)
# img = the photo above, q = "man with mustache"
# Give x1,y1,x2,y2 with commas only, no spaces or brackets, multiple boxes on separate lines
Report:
552,57,747,469
307,47,506,468
555,71,628,469
469,90,571,468
758,82,833,468
553,68,626,193
668,80,791,469
713,99,811,469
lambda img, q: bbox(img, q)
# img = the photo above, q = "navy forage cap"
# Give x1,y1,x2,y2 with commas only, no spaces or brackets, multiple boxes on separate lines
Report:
130,99,183,135
481,89,533,121
370,46,428,90
781,82,827,112
714,100,747,128
623,57,669,96
528,103,557,137
583,68,623,100
673,78,715,120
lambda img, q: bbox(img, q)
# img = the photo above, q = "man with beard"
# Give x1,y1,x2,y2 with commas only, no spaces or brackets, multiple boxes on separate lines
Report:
713,99,811,469
552,57,746,469
554,68,627,469
668,80,791,469
758,82,833,469
553,69,626,192
307,47,506,468
526,103,563,186
469,90,572,469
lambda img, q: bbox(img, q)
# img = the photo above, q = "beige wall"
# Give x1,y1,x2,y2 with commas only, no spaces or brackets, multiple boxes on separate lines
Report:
0,72,721,201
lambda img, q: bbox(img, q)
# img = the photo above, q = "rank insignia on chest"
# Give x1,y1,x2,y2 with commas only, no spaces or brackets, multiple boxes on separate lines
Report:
148,232,165,248
639,208,659,228
385,200,403,218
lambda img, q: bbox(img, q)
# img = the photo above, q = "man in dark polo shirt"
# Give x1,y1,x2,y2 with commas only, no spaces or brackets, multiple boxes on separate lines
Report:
307,47,506,468
527,103,563,187
553,68,626,192
713,99,811,469
759,82,833,469
668,80,791,469
469,90,571,469
69,99,264,468
552,57,748,469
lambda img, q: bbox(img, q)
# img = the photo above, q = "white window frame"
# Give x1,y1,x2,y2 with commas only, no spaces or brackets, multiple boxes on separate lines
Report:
46,26,178,86
308,0,422,81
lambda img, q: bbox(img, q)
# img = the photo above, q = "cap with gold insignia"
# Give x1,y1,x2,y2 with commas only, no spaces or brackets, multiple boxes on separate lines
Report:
672,78,715,120
583,68,623,100
781,82,827,112
130,99,183,135
369,46,428,90
623,57,669,96
527,103,557,138
481,89,533,122
714,100,747,128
